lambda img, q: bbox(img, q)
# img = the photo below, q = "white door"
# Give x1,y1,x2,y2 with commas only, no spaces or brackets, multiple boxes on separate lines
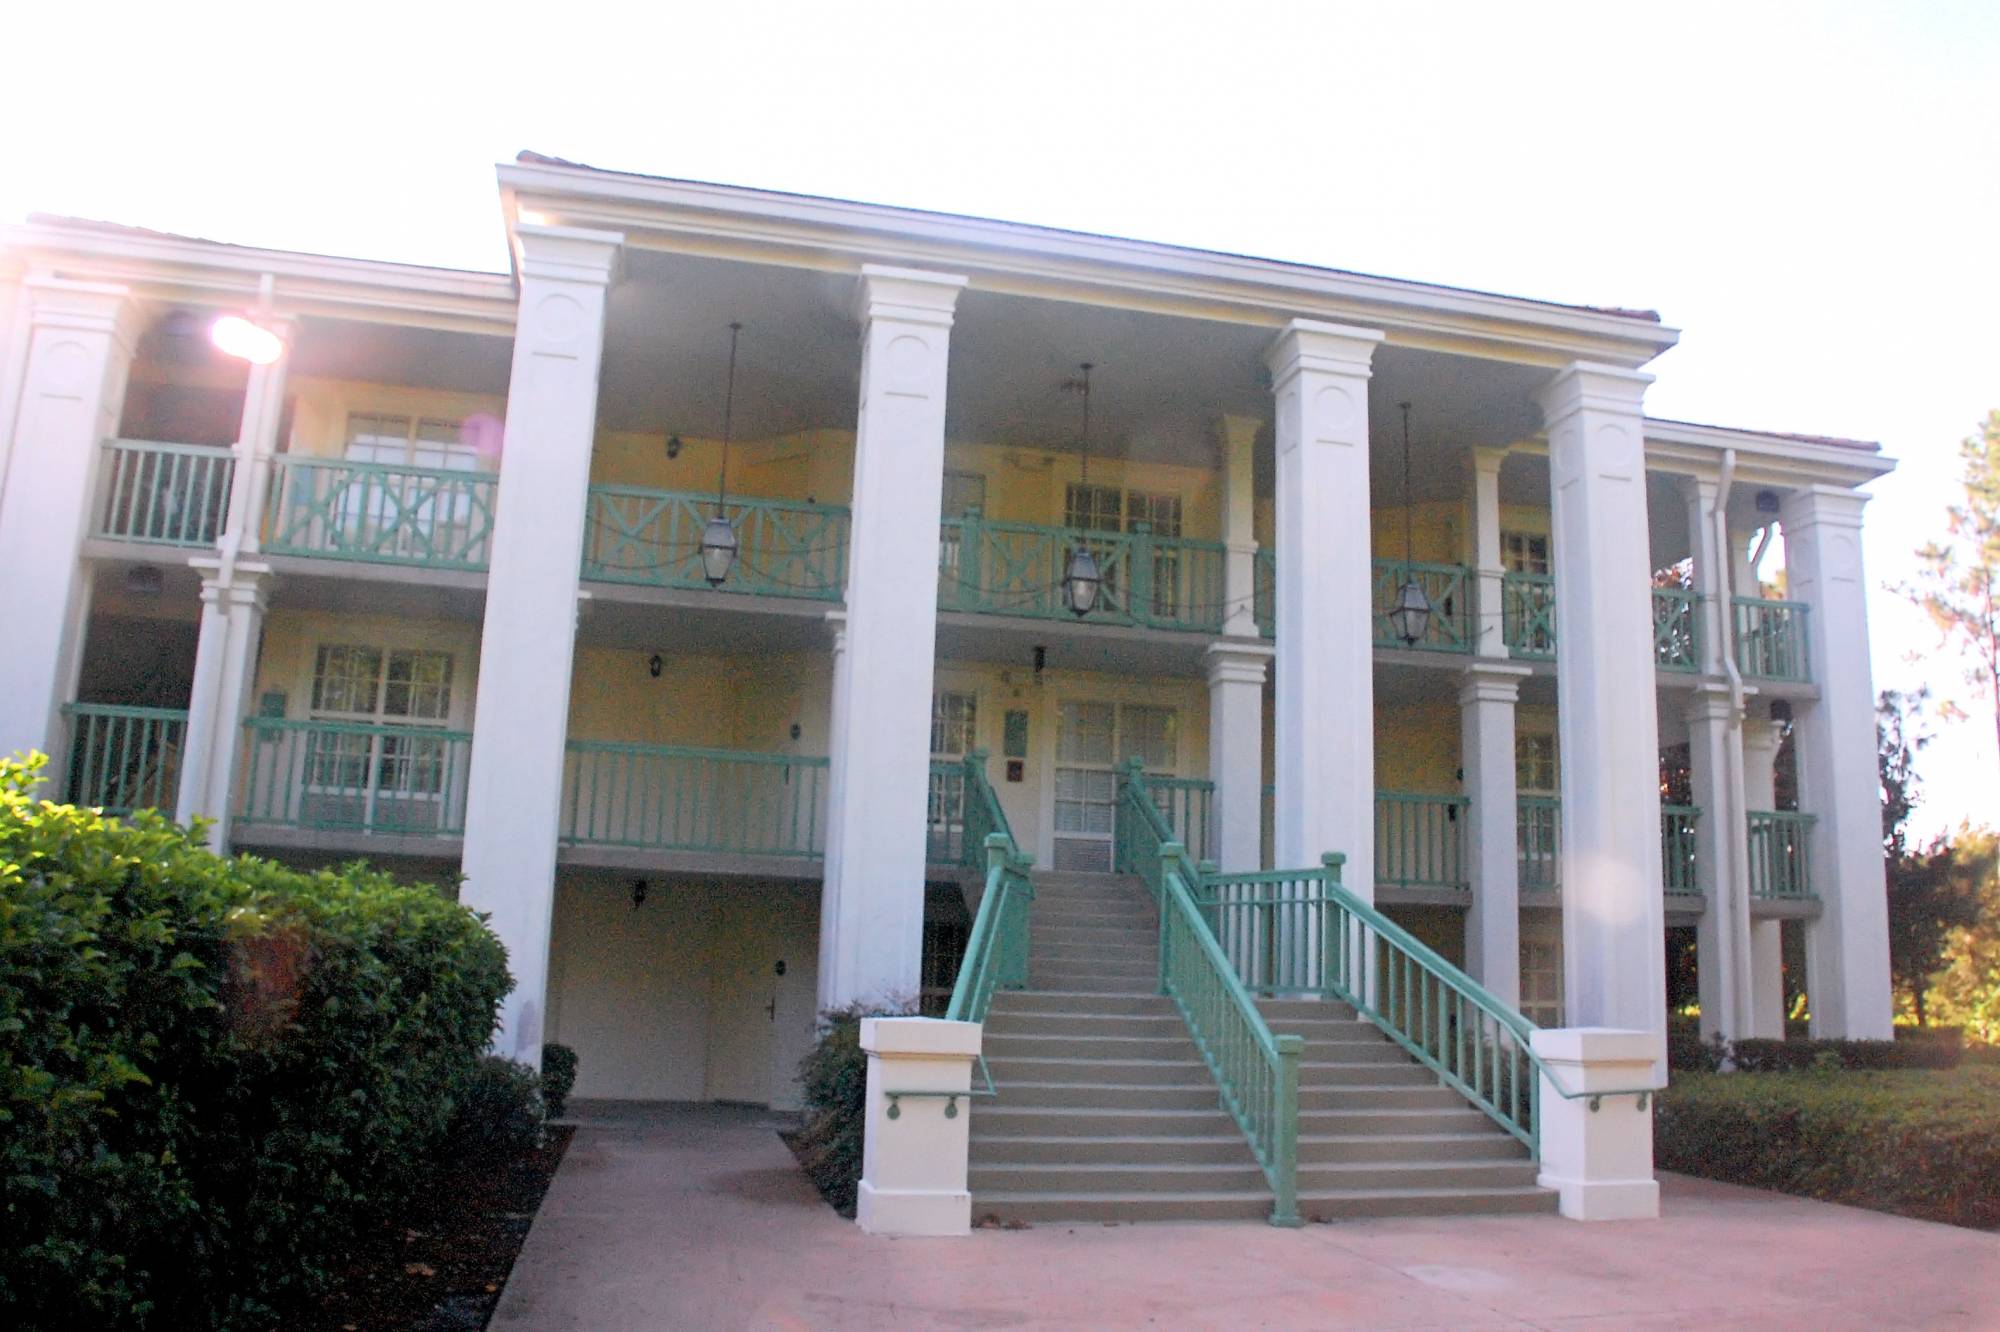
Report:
705,894,820,1107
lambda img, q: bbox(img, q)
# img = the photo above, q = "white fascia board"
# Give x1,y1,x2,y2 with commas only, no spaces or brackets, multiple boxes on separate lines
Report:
495,161,1680,368
0,222,518,337
1641,419,1896,490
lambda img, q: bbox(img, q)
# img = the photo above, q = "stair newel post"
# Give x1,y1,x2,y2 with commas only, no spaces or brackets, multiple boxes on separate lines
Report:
1271,1033,1305,1227
1321,852,1347,997
984,831,1024,990
1156,840,1185,996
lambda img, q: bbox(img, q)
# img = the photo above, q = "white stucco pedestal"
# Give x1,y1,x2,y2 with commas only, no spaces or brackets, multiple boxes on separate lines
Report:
856,1017,982,1237
1530,1027,1662,1222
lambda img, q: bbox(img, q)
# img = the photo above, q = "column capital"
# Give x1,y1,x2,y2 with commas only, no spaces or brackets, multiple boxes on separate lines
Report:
1778,484,1870,531
1206,639,1274,687
1469,444,1512,477
1263,319,1384,382
1213,413,1264,452
1535,360,1653,425
512,224,624,286
24,275,144,341
1458,658,1531,706
856,264,968,327
1682,681,1744,727
1741,715,1784,761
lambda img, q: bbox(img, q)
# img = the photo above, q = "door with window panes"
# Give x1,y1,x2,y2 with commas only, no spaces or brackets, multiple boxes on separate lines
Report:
1501,530,1555,656
339,415,483,560
927,689,978,863
936,472,986,601
302,644,460,832
1062,484,1183,620
1053,701,1177,872
1514,731,1560,891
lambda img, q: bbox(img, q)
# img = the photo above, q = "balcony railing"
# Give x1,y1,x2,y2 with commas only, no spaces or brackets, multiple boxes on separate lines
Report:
1254,555,1475,652
1376,791,1469,889
1747,809,1816,900
1253,547,1275,636
583,486,848,601
1733,597,1812,683
559,740,827,858
939,513,1227,632
238,718,473,836
262,456,497,570
1661,803,1702,897
61,703,187,815
95,439,234,548
1653,587,1700,672
1501,572,1557,660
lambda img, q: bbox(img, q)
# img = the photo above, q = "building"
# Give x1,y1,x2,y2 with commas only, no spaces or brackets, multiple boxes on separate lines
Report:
0,153,1893,1221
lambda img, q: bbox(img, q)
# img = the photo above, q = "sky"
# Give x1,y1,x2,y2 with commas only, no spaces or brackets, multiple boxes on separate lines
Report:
5,0,1995,837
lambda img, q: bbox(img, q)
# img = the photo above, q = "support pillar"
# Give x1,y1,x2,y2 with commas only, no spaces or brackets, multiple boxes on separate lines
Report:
1742,717,1786,1037
1537,362,1668,1081
1467,446,1509,658
1265,320,1382,888
1685,685,1754,1042
1461,660,1530,1005
460,226,622,1067
0,279,141,774
1781,487,1892,1039
819,266,967,1012
1207,641,1272,873
1217,414,1261,640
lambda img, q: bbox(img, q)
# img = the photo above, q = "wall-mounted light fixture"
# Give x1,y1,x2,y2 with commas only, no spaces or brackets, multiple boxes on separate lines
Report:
665,433,684,460
631,879,648,909
648,653,664,678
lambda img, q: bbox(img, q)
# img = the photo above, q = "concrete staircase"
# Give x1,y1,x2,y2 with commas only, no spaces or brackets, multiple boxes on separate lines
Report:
968,870,1554,1224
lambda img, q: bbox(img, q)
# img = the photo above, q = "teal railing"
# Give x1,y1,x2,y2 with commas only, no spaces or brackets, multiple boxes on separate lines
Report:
1252,547,1275,637
1733,597,1811,683
1748,809,1816,899
939,513,1227,632
95,439,234,547
1653,587,1700,672
61,703,187,815
944,755,1034,1025
583,486,848,601
559,740,827,857
1371,559,1473,653
1501,571,1557,659
1119,764,1303,1226
238,717,472,836
1661,804,1702,897
1517,794,1562,892
1146,775,1215,867
1376,791,1469,890
263,455,497,570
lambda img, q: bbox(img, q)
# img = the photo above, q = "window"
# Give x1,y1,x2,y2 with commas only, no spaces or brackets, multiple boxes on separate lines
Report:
1520,933,1564,1027
1500,531,1550,576
1515,732,1558,794
344,414,479,472
1125,491,1183,538
927,690,978,862
1063,483,1124,533
302,643,457,832
941,471,987,519
1053,701,1177,872
1062,485,1187,618
930,690,978,757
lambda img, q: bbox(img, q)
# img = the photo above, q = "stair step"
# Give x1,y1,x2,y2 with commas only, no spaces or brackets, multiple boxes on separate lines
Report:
982,1034,1201,1060
1295,1062,1439,1087
971,1105,1238,1136
982,1012,1189,1038
1031,943,1158,962
970,1133,1258,1165
988,990,1172,1015
1299,1084,1469,1111
1296,1160,1542,1191
1296,1186,1558,1220
1296,1106,1502,1134
1296,1132,1532,1163
987,1081,1223,1110
970,1162,1269,1194
1259,999,1364,1021
984,1056,1211,1086
971,1190,1273,1224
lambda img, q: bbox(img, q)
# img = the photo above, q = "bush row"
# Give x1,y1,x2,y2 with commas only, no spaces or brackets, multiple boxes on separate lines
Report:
1666,1015,1966,1072
1655,1067,2000,1229
0,758,514,1330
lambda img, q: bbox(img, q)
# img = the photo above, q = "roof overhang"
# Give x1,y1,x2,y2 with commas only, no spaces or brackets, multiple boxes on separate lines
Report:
497,155,1681,371
1640,418,1894,489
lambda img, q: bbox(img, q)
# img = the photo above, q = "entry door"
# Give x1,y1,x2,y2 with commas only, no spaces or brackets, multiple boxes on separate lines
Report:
1053,701,1178,872
704,895,819,1108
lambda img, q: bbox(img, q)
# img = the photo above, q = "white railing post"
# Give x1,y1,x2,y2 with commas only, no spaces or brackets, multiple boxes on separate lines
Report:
1530,1028,1661,1221
857,1017,981,1237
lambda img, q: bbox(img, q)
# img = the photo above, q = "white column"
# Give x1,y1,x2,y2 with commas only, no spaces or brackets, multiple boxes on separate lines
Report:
1537,362,1667,1080
1685,685,1753,1041
1217,414,1261,639
176,559,272,847
1207,642,1272,873
1531,1028,1660,1221
1468,446,1509,658
1461,660,1530,1005
460,226,622,1067
0,279,141,774
1266,320,1382,889
1781,486,1891,1038
819,265,967,1012
817,610,849,1000
1741,717,1786,1037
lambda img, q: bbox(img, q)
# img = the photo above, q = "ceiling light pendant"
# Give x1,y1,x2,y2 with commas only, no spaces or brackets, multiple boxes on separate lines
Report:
1063,362,1100,617
1390,401,1432,647
701,323,744,587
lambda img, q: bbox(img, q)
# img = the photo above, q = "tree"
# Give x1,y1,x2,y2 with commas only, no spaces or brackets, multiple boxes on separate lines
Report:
1903,409,2000,780
1878,690,1980,1024
1926,830,2000,1042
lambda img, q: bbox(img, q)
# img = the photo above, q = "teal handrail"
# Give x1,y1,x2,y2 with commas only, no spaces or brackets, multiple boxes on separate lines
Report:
559,739,829,857
95,439,234,548
61,703,188,815
1661,804,1702,897
262,455,497,570
944,753,1033,1028
237,717,473,836
1118,762,1302,1226
1501,571,1558,658
1375,791,1469,890
1652,587,1701,672
1747,809,1816,899
940,513,1228,632
1371,559,1473,653
1733,597,1812,683
583,486,848,600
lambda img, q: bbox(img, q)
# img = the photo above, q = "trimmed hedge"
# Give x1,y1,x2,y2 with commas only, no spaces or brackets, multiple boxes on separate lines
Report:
1730,1029,1963,1072
1656,1068,2000,1229
0,758,511,1329
793,1004,910,1215
541,1042,580,1118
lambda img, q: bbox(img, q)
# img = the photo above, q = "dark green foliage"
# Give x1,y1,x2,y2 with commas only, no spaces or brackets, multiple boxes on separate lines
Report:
0,758,510,1330
1729,1029,1963,1072
540,1042,580,1117
449,1057,545,1161
1656,1068,2000,1229
1666,1015,1729,1073
793,1003,910,1215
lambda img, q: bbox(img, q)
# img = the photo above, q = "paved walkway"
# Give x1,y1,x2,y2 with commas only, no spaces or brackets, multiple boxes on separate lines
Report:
495,1100,2000,1331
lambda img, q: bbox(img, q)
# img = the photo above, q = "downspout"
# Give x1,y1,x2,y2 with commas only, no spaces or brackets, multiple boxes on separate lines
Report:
1710,449,1757,1038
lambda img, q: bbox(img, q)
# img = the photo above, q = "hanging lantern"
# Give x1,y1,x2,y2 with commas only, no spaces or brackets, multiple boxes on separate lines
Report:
700,514,738,585
1063,546,1101,616
1389,576,1431,645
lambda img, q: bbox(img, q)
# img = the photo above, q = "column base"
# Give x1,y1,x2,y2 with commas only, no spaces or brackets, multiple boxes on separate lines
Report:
1536,1171,1660,1222
855,1181,971,1237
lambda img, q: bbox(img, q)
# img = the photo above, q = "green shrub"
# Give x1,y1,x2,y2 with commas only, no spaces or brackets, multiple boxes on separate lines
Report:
1729,1029,1962,1072
1656,1068,2000,1228
541,1042,580,1117
0,757,510,1330
793,1003,911,1215
1667,1016,1728,1073
450,1056,545,1161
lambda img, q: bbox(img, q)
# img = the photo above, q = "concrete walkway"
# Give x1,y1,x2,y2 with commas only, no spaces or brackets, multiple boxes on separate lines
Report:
495,1100,2000,1331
